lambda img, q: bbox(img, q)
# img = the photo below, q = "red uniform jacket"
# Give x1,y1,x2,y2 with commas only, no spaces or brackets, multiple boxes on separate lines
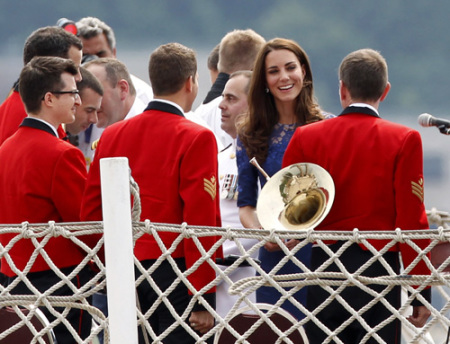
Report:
0,90,66,146
0,118,87,277
282,106,430,276
81,100,222,293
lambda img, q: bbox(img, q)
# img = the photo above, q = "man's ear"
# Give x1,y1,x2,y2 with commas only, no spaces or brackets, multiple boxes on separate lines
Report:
42,92,54,107
380,82,391,102
339,80,348,102
117,79,129,100
185,75,193,93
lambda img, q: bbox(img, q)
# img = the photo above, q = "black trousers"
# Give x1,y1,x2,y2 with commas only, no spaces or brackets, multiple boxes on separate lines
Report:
6,265,93,343
136,258,213,344
305,243,401,344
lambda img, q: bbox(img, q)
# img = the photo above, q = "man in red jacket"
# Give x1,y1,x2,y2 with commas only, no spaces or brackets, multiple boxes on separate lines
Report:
0,26,83,145
0,56,91,342
283,48,431,343
81,42,221,343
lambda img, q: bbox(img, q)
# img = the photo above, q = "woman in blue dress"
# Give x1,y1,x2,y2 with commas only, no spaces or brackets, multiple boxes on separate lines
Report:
236,38,333,320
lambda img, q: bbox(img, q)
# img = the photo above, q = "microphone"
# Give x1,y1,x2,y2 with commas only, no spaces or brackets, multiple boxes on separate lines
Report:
418,113,450,135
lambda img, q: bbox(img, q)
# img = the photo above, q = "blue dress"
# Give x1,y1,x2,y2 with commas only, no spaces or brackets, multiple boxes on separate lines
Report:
236,122,312,320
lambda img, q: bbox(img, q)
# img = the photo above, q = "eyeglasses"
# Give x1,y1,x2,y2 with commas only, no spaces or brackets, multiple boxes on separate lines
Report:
42,90,80,100
51,90,80,97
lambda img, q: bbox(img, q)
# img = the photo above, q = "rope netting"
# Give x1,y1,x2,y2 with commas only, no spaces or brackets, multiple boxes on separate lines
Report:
0,164,449,344
0,219,449,343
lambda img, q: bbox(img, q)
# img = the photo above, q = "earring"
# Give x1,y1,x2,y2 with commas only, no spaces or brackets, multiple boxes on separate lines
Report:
265,87,269,93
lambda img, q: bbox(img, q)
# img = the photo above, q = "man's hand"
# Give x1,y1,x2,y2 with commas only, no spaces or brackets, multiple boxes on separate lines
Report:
407,305,431,327
189,310,214,334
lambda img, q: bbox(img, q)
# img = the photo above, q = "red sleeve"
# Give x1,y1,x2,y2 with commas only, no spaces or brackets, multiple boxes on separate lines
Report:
180,129,221,293
394,130,430,276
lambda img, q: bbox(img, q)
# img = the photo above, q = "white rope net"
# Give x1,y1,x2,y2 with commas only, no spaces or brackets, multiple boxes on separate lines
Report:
0,175,449,343
0,220,449,343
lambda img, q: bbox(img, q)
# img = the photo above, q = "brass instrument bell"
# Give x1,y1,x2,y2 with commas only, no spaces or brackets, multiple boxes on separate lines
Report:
253,161,335,230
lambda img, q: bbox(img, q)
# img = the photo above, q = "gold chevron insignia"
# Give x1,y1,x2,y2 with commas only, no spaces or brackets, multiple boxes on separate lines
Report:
204,176,217,200
411,178,424,202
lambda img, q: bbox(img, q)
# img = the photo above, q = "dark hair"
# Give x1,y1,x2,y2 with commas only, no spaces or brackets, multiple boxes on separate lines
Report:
339,48,388,102
238,38,323,164
207,43,220,72
23,26,82,65
149,43,197,96
84,58,135,96
19,56,78,114
77,67,103,96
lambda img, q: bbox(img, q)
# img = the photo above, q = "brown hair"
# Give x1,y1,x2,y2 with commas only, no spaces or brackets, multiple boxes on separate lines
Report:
77,67,104,96
339,48,388,102
23,26,82,65
149,43,197,96
19,56,78,114
207,43,220,72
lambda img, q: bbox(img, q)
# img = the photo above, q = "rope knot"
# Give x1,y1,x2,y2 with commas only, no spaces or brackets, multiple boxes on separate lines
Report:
224,226,234,240
47,221,64,238
268,227,277,243
181,222,194,238
20,221,31,239
438,226,447,242
394,228,405,243
352,228,361,243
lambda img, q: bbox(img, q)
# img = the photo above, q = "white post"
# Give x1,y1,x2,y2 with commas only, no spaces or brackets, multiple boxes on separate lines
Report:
100,157,138,344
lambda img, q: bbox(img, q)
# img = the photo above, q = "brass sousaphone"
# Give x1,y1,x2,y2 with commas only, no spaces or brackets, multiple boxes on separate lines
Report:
251,158,335,230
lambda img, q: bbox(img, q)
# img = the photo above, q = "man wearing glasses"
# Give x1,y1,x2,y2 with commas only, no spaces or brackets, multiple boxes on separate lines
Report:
0,56,92,343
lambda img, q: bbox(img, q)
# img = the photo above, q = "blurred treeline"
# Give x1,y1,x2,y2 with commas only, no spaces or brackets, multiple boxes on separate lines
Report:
1,0,450,116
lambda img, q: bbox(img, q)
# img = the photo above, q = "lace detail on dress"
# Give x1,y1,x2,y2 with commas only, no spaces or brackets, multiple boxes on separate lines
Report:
270,123,298,146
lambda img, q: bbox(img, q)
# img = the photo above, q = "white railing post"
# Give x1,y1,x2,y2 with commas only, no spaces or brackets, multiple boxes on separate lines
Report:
100,157,138,344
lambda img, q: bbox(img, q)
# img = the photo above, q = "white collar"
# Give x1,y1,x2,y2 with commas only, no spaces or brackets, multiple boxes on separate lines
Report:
349,103,379,116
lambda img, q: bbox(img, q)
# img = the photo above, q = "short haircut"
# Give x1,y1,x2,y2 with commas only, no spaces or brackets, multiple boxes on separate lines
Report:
77,67,104,96
207,43,220,72
84,58,135,95
19,56,78,114
76,17,116,51
339,48,388,102
218,29,265,74
149,43,197,96
229,70,252,94
23,26,82,65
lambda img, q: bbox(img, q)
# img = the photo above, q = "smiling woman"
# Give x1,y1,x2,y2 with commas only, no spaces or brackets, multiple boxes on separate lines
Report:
265,49,306,110
235,37,334,321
